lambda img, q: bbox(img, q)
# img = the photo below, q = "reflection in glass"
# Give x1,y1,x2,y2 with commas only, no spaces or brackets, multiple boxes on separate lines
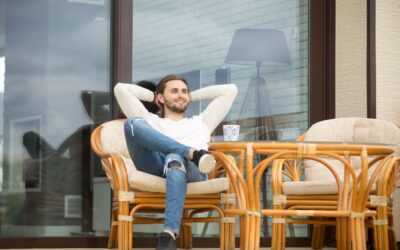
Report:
225,28,291,141
0,0,111,237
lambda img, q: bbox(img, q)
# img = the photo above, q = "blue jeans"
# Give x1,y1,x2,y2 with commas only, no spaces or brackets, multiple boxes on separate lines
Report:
124,117,206,236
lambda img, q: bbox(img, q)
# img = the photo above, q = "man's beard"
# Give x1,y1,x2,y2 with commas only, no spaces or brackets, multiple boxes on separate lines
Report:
164,99,188,114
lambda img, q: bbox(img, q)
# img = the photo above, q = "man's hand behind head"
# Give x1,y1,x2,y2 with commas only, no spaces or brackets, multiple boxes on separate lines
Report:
136,80,160,115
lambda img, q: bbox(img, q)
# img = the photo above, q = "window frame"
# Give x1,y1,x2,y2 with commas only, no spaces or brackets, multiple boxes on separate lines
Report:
0,0,342,248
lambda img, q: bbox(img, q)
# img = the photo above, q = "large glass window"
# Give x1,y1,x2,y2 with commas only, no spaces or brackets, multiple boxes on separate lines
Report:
132,0,309,240
132,0,308,141
0,0,111,237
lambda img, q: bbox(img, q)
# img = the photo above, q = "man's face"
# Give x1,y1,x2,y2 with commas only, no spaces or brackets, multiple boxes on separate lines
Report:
158,80,190,114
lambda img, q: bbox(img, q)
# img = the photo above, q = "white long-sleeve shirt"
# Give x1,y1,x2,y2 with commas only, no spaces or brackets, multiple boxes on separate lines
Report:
114,83,238,150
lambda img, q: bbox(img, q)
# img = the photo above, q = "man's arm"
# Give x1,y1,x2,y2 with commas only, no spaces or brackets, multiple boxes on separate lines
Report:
190,84,238,132
114,83,155,119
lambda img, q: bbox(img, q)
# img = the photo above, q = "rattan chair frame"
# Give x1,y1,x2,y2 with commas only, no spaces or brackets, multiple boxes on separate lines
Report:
90,121,248,250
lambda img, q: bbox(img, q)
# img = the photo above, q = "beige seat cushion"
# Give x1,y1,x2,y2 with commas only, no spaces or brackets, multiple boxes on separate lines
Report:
100,119,229,194
303,117,400,182
282,180,377,195
123,158,229,194
282,180,339,195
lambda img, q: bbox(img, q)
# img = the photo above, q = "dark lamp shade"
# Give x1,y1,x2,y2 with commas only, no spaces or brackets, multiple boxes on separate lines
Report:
225,28,291,65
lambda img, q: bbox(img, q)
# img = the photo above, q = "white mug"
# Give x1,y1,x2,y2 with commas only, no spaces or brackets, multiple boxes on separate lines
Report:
223,124,240,141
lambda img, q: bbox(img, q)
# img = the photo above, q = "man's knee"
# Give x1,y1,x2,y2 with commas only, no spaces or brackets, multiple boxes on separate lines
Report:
163,153,186,177
125,117,145,127
124,117,145,136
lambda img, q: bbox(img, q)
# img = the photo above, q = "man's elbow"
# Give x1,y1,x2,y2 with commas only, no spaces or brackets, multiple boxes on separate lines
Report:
114,83,126,97
228,83,238,96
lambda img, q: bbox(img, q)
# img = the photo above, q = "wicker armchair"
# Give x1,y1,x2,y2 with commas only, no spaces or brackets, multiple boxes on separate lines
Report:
90,119,247,250
301,118,400,250
260,117,399,250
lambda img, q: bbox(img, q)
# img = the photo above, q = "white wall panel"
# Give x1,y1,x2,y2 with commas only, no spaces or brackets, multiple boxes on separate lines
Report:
376,0,400,125
335,0,367,118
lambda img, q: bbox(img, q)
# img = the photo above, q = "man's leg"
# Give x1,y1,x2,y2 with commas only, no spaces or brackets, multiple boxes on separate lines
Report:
124,117,193,176
125,117,191,159
186,160,207,183
163,153,187,237
124,118,165,176
163,154,207,235
124,117,215,174
155,153,189,250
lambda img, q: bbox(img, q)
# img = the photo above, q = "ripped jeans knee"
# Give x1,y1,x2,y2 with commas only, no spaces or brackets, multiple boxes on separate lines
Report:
163,153,186,177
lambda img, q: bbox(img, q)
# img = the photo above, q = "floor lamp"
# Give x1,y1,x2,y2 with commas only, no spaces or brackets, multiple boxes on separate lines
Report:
225,28,291,238
225,28,291,141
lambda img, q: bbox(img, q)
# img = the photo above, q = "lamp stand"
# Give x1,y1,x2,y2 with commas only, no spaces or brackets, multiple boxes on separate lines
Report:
237,62,277,141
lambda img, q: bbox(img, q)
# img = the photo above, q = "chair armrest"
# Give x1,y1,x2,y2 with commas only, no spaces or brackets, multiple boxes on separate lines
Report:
98,153,130,192
209,155,238,180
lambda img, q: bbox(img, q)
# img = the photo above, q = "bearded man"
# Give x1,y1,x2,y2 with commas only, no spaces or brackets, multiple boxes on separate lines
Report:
114,74,237,250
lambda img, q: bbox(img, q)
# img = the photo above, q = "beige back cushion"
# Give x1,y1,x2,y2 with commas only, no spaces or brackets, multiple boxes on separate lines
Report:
99,119,138,179
99,119,130,158
304,117,400,181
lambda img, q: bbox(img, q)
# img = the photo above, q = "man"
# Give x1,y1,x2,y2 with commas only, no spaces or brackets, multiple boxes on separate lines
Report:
114,74,237,249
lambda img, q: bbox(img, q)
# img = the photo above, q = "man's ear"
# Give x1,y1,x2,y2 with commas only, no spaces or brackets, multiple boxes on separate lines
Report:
156,93,164,104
